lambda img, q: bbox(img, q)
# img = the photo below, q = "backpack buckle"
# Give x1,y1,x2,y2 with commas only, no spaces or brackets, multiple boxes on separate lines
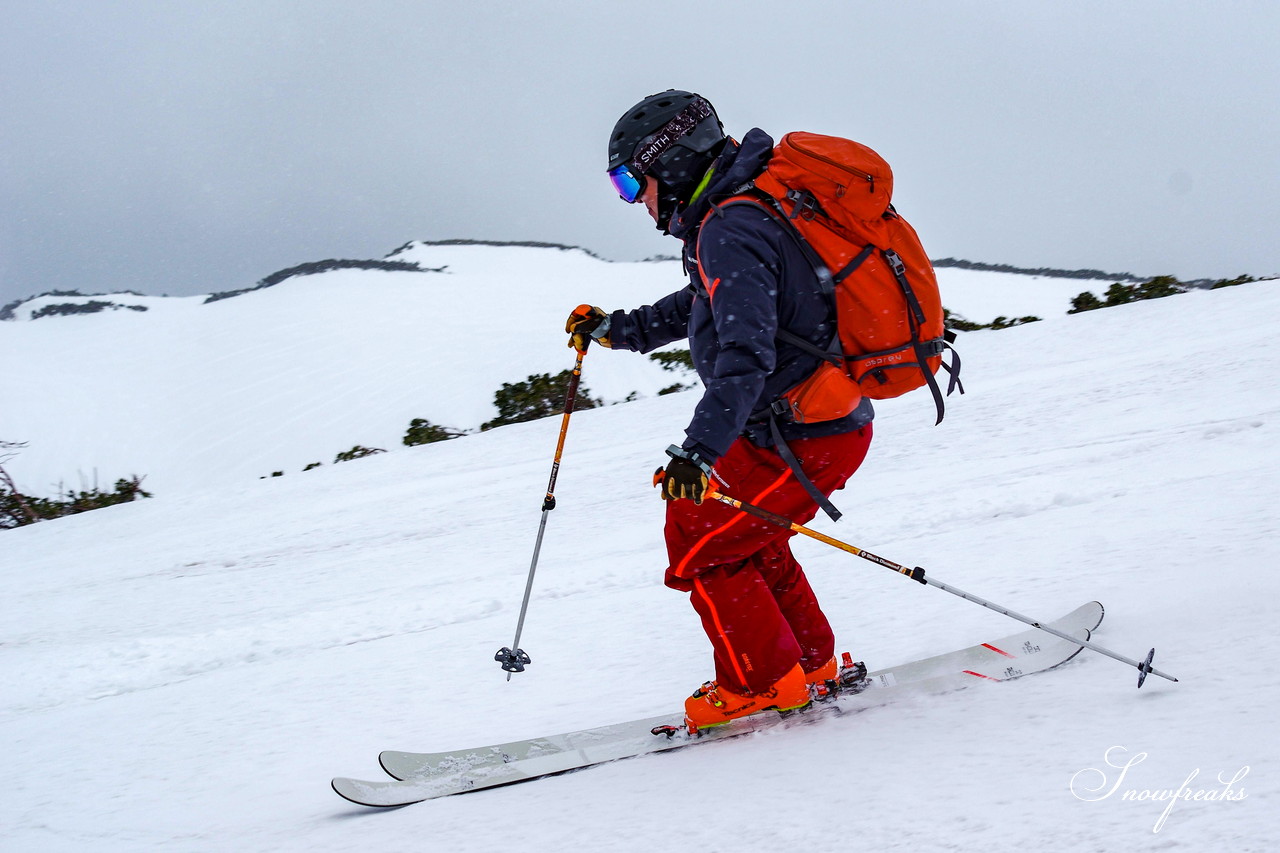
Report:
785,190,821,221
884,249,908,280
920,338,947,357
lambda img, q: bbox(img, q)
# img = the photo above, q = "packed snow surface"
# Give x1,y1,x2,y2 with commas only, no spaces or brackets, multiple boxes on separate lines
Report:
1,246,1276,851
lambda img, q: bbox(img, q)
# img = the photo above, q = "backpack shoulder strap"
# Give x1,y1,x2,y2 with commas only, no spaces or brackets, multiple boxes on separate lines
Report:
709,190,878,293
699,190,875,366
701,192,835,295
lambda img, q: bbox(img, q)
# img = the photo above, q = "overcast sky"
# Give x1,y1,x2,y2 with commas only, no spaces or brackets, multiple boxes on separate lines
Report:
2,1,1277,306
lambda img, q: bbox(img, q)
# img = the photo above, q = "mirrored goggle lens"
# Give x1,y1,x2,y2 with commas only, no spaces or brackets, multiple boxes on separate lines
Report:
608,164,644,203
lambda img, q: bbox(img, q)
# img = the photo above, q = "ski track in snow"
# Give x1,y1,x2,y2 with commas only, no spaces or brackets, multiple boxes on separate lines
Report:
1,248,1276,851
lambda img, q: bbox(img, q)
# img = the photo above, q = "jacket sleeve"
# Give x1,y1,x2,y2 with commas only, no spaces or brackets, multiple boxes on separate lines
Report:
681,209,786,462
607,285,695,353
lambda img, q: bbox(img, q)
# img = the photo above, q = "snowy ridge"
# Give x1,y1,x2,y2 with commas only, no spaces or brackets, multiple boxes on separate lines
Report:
1,250,1276,850
3,243,1119,496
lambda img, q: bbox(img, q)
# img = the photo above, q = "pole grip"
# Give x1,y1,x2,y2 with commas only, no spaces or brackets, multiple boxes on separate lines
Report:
542,346,587,505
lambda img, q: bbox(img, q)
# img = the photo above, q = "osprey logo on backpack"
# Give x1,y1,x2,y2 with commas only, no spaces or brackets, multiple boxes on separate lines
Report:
699,131,962,425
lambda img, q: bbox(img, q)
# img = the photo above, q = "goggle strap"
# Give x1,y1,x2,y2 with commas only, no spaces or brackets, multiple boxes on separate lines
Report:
631,99,714,175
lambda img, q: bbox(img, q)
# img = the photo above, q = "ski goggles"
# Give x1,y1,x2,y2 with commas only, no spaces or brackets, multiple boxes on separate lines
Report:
608,163,646,203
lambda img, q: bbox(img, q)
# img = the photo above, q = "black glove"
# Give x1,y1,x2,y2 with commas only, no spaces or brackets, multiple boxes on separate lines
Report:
655,445,713,504
565,304,612,350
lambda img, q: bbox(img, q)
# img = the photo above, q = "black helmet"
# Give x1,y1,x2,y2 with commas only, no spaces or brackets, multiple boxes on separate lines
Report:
608,90,726,230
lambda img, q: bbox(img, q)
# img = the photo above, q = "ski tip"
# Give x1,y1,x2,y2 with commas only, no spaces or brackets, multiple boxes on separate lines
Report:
331,777,417,809
377,752,405,781
330,778,369,807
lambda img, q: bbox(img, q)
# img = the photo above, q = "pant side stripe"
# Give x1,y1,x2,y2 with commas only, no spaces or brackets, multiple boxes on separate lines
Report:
694,575,749,688
672,467,794,579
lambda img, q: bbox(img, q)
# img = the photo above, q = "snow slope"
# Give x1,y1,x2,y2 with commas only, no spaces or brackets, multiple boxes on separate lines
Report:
1,243,1103,496
2,252,1277,851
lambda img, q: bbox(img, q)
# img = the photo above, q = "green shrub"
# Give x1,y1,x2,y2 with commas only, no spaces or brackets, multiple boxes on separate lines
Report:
2,475,151,529
945,308,1040,330
1104,283,1137,306
481,371,600,431
1068,291,1105,314
334,445,386,463
1071,275,1187,314
1211,274,1256,290
403,418,464,447
989,316,1042,330
1137,275,1184,300
649,350,695,373
943,308,988,331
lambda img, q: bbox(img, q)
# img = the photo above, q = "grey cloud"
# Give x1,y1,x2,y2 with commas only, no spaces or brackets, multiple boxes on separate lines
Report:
1,0,1277,307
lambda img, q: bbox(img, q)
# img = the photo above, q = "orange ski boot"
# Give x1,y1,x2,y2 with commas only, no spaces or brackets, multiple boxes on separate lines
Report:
811,652,871,701
684,663,811,733
805,656,840,702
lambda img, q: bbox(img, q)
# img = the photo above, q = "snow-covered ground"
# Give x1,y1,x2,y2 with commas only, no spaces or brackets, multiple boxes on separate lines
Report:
1,248,1276,851
1,244,1102,496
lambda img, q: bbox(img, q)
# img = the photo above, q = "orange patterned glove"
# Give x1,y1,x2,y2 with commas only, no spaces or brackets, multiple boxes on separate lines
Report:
565,304,612,350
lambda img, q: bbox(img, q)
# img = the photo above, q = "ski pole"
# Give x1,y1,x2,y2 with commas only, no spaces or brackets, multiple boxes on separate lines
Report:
704,487,1179,688
495,342,589,680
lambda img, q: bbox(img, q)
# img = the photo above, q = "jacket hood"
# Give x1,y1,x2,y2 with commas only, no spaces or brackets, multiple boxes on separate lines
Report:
668,128,774,240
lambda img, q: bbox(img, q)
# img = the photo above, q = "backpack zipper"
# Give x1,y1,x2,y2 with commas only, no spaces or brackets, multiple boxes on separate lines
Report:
789,139,878,194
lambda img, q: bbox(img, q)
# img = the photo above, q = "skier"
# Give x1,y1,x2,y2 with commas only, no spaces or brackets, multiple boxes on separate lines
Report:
567,91,875,730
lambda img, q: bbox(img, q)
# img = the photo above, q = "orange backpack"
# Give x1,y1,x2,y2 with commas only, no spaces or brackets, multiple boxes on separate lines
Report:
700,131,961,425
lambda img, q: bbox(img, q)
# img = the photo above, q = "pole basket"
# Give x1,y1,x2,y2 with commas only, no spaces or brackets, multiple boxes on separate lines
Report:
1137,648,1156,688
495,647,532,673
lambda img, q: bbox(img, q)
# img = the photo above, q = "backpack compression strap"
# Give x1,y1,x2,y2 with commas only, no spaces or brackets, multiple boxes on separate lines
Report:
883,248,963,425
768,414,842,522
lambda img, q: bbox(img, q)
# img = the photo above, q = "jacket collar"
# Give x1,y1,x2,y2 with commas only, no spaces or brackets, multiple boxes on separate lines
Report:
668,128,774,241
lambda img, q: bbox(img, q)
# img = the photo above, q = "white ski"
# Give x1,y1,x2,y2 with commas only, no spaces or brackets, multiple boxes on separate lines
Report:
332,601,1102,807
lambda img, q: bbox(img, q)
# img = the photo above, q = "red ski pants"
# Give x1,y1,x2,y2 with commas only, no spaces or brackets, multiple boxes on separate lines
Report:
663,425,873,694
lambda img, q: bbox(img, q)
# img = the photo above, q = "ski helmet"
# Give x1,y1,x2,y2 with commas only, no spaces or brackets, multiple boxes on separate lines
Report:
608,90,726,230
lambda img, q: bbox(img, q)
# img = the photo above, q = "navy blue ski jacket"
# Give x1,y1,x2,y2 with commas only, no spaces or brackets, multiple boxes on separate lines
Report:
607,128,874,463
